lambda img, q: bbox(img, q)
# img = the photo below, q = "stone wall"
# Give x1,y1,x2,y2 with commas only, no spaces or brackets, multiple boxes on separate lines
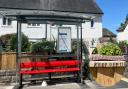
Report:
0,70,16,83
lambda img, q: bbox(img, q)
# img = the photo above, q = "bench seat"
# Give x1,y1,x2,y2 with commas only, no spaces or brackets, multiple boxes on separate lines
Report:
20,67,80,74
19,60,80,88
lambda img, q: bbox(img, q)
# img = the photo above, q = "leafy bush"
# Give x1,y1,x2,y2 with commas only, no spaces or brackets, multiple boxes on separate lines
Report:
71,40,77,54
92,48,98,54
118,41,128,46
0,33,15,51
99,43,122,56
30,40,55,53
9,33,30,52
116,41,128,54
0,33,30,52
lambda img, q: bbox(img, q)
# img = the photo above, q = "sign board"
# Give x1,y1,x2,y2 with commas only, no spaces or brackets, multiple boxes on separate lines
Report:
57,27,71,53
90,61,126,67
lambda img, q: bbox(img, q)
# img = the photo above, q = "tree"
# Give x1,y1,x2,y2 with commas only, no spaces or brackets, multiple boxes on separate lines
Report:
118,15,128,31
126,14,128,21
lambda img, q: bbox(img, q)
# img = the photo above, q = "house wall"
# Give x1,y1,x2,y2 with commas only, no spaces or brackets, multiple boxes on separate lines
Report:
117,25,128,42
0,16,102,54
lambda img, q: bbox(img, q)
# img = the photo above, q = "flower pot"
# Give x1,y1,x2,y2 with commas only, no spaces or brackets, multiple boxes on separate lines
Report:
89,55,126,87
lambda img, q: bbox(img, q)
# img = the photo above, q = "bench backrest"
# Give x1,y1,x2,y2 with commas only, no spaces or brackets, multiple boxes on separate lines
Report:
20,60,79,68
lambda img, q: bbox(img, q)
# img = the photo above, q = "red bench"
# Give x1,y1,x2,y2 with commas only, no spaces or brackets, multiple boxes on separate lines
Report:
19,60,80,87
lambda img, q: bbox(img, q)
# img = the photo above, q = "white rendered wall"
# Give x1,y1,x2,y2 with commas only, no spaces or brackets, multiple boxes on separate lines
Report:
0,16,102,40
0,16,102,54
21,24,46,41
117,25,128,42
0,19,17,36
50,16,102,40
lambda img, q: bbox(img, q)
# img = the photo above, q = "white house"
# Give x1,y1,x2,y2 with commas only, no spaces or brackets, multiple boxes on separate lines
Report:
0,0,103,54
117,19,128,42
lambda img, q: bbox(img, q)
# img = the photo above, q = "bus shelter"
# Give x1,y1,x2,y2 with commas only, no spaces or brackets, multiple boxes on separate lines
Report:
0,0,103,88
15,14,85,85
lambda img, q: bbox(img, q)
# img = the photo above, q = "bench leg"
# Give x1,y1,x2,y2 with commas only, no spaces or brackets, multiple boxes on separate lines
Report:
19,74,23,89
76,71,81,83
49,73,52,80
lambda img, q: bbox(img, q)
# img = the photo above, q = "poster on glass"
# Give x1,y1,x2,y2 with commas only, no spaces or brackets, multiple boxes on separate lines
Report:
57,27,71,53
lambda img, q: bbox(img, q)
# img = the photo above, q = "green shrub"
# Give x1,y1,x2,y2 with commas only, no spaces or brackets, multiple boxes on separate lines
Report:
99,43,122,56
118,41,128,46
9,33,30,52
92,48,98,54
0,33,15,51
71,40,77,54
30,40,55,53
116,41,128,54
0,33,30,52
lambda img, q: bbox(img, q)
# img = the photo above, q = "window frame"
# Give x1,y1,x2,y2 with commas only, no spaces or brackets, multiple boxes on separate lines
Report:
2,17,12,26
90,20,94,28
27,23,41,28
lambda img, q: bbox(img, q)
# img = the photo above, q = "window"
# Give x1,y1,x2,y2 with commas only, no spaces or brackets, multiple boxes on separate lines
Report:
27,23,41,27
2,17,12,26
91,20,94,27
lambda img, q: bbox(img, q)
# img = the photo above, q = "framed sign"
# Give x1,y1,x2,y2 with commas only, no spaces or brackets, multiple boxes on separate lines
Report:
89,61,126,67
57,27,71,53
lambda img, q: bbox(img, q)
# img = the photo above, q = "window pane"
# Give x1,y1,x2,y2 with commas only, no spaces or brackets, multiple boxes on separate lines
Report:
91,20,94,27
27,23,41,27
28,23,31,26
32,24,36,26
2,18,6,25
8,19,12,25
37,24,40,26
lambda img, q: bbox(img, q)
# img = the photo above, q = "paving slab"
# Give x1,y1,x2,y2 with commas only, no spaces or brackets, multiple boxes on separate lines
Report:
0,79,127,89
22,80,128,89
0,86,14,89
22,80,105,89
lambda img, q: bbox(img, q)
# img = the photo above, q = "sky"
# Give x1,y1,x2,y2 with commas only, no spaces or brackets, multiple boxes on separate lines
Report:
96,0,128,34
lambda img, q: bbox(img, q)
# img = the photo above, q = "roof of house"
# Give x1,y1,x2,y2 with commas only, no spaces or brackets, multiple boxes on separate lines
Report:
0,0,103,14
103,28,117,37
117,20,128,32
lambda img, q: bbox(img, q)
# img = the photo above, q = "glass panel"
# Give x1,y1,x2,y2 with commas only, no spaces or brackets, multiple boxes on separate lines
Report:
8,19,12,25
27,23,41,27
2,18,6,25
91,20,94,27
37,24,40,26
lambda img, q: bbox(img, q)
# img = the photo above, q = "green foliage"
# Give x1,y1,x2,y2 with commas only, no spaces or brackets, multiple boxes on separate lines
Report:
118,41,128,46
71,40,77,54
116,41,128,54
126,14,128,21
9,33,30,52
99,43,122,56
30,40,55,53
0,33,15,51
92,48,98,54
0,33,30,52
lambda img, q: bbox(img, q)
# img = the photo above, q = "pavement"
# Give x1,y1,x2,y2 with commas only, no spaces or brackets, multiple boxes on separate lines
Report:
0,78,128,89
21,80,128,89
0,86,14,89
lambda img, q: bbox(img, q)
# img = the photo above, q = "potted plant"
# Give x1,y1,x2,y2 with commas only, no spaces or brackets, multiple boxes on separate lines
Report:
90,42,126,87
30,40,55,54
